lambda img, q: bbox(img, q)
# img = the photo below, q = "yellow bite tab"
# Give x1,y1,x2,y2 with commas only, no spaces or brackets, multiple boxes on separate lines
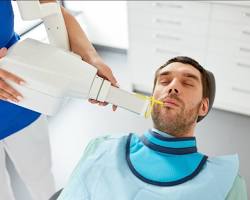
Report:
134,93,163,118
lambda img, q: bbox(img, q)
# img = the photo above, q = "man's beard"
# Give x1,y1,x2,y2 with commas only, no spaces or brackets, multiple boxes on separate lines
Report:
151,95,201,137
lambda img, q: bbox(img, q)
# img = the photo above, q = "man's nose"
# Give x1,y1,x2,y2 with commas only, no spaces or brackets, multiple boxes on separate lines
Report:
168,88,179,94
168,79,180,95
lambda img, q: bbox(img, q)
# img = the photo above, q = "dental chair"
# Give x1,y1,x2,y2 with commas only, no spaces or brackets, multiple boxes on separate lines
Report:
49,189,63,200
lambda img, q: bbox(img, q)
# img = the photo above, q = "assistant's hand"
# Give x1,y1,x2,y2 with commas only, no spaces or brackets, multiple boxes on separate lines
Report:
0,48,25,102
87,56,118,111
60,6,119,111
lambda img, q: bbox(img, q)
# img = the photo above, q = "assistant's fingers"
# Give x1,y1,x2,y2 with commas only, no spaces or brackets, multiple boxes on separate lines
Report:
88,99,99,104
0,69,25,85
96,63,118,87
106,71,118,87
0,48,7,58
112,105,117,111
98,102,108,106
0,94,7,101
0,79,22,98
0,78,22,98
0,89,19,102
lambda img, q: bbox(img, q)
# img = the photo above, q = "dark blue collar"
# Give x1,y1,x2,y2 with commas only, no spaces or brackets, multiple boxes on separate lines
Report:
141,129,197,155
126,129,208,186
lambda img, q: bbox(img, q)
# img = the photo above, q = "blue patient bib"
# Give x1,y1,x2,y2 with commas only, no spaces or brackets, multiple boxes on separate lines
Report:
58,130,239,200
127,130,208,186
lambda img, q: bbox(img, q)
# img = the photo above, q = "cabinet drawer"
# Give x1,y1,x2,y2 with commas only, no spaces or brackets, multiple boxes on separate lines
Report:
128,43,206,93
127,1,210,19
206,54,250,87
209,21,250,43
207,38,250,59
128,10,209,36
215,82,250,115
211,3,250,24
128,44,176,78
129,42,205,65
129,27,207,51
128,53,160,93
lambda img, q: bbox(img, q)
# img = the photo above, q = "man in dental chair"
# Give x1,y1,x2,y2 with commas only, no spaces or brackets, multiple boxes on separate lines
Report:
57,56,247,200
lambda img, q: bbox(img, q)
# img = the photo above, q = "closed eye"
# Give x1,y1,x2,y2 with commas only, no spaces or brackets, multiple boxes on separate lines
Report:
160,80,171,85
183,82,194,87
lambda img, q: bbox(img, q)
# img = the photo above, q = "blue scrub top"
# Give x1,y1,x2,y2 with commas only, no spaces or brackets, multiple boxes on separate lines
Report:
0,0,41,140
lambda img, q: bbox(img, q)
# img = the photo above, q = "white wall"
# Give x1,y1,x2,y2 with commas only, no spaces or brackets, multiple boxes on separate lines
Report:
64,1,128,49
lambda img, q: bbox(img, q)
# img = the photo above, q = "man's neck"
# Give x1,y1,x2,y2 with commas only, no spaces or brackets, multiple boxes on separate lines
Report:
153,125,195,138
151,128,175,138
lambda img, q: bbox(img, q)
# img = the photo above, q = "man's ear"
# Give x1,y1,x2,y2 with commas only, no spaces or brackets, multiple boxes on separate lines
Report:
198,97,209,117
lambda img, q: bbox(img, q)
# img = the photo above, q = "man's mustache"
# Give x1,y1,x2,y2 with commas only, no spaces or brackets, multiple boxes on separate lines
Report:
162,93,184,106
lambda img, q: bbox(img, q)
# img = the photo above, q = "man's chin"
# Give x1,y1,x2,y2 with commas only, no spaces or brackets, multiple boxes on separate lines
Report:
152,107,180,123
164,107,179,115
161,111,178,122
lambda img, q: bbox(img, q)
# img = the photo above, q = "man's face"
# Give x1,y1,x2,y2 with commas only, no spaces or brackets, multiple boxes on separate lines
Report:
151,62,208,136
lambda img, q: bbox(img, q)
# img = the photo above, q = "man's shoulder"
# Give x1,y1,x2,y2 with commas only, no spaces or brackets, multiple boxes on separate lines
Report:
207,154,239,167
226,174,248,200
83,133,133,155
90,133,130,143
201,154,240,198
206,154,239,178
90,132,140,144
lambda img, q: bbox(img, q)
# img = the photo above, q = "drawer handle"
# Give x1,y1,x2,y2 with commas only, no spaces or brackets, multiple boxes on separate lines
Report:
240,47,250,53
237,62,250,68
154,18,182,26
152,2,183,9
154,33,181,41
155,48,179,55
242,30,250,35
232,87,250,95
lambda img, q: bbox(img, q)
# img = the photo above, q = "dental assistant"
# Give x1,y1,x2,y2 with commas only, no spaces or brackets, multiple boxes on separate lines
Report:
0,1,117,199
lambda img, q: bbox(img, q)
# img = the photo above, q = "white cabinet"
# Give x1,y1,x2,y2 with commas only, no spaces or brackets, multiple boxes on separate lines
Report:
128,1,250,115
206,3,250,115
128,1,210,92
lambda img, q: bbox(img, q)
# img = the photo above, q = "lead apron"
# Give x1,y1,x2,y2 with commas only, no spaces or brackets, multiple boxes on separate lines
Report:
58,131,239,200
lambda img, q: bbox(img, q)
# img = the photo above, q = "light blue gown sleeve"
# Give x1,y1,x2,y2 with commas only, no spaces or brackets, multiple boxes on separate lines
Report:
226,175,248,200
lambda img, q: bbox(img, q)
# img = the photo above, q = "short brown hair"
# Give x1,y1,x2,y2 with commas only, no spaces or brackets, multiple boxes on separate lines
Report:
153,56,215,122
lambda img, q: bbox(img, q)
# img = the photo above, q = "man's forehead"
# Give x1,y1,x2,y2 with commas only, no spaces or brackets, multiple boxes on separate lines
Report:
159,62,201,79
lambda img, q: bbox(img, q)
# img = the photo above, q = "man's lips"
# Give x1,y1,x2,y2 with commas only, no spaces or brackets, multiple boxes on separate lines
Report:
163,99,179,107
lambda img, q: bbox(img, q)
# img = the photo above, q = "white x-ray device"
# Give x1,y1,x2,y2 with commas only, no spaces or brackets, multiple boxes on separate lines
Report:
0,0,150,116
